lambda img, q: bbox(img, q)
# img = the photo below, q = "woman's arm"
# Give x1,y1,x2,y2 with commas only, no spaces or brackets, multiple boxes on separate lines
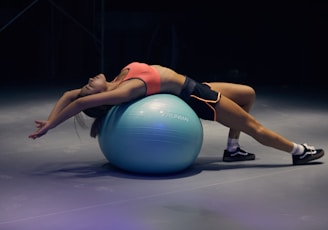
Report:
47,89,81,121
28,89,81,139
28,79,146,139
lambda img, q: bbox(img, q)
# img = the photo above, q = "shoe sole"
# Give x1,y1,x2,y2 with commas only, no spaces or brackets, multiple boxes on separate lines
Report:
223,156,256,162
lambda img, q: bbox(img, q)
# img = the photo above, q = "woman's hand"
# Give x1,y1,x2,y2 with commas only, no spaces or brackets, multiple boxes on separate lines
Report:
28,120,51,139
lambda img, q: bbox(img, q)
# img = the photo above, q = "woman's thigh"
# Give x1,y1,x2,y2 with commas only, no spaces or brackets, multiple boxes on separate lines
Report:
208,82,256,107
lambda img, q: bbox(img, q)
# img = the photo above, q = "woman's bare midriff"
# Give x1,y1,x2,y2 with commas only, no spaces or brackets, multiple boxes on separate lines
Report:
151,65,186,95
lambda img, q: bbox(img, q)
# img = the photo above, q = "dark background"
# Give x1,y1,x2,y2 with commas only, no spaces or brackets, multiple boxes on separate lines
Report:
1,0,327,88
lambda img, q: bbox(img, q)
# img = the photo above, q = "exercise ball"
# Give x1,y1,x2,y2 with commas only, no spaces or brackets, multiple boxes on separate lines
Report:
98,94,203,174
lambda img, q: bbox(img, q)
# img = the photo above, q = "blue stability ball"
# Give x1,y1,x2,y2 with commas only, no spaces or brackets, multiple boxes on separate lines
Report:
98,94,203,174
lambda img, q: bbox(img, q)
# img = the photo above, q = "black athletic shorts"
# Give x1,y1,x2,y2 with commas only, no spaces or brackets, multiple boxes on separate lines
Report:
179,76,221,120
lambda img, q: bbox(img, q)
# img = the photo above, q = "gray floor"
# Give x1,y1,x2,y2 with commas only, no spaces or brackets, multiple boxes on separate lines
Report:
0,85,327,230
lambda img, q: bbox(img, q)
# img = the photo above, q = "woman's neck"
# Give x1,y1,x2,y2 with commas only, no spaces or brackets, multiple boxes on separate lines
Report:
106,81,120,91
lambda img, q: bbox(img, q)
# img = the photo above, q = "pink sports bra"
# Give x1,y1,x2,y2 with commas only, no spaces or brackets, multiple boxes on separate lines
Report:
119,62,161,96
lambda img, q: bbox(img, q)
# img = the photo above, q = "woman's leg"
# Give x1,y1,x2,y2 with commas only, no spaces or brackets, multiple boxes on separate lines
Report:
215,95,325,164
208,82,256,139
215,95,294,153
208,82,256,156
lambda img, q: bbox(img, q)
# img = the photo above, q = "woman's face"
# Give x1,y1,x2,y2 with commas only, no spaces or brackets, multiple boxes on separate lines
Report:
79,74,107,96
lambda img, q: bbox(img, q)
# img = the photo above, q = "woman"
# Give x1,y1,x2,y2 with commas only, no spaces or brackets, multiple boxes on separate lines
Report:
28,62,324,165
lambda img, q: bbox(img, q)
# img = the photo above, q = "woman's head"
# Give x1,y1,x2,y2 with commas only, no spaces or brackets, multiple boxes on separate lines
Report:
75,73,113,138
77,73,112,118
79,73,107,96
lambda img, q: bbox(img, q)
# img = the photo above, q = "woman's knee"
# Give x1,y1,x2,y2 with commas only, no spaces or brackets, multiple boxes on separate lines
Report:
243,117,264,137
244,85,256,102
245,122,272,146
